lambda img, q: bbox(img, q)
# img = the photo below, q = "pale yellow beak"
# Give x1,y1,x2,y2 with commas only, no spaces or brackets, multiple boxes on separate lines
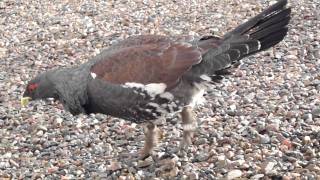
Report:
21,97,31,107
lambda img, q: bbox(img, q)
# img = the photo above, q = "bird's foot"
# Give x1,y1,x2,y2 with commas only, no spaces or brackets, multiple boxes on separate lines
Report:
138,122,163,159
120,122,162,163
138,146,154,160
179,130,194,151
119,150,153,167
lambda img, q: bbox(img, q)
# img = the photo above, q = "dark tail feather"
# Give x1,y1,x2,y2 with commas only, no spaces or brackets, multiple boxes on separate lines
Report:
191,0,291,79
225,1,291,54
190,0,291,77
223,0,289,39
259,27,288,50
256,8,291,31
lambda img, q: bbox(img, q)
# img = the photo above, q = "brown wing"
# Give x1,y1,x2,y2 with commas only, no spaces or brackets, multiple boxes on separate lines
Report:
91,35,202,89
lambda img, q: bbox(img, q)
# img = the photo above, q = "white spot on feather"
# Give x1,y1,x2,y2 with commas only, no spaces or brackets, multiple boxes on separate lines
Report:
90,72,97,79
171,102,177,108
168,103,174,112
244,44,250,54
145,83,167,96
257,40,261,50
200,74,212,81
159,92,174,101
189,85,206,107
123,82,167,97
148,102,167,114
124,82,144,89
148,102,160,108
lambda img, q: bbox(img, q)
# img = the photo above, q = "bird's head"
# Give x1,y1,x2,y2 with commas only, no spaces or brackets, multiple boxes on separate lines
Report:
21,72,57,106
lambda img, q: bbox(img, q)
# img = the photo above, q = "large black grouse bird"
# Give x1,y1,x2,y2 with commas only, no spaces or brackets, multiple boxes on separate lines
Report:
22,0,291,159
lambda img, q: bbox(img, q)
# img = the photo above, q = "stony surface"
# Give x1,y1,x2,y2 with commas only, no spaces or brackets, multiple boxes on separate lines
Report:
1,0,319,179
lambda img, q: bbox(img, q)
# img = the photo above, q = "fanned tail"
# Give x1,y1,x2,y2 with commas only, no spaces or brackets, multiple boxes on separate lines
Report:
190,0,291,77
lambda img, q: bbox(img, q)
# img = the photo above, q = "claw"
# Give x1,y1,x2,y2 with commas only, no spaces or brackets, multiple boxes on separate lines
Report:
139,151,152,161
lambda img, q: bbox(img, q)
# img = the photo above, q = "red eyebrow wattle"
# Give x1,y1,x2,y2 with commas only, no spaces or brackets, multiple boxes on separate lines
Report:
28,83,38,91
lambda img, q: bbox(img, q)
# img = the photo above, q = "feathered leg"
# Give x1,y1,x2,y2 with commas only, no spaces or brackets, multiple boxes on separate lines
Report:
140,122,161,159
180,106,197,149
119,122,162,162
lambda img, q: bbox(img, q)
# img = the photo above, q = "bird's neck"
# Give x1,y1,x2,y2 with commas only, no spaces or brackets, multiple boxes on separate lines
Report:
48,66,90,115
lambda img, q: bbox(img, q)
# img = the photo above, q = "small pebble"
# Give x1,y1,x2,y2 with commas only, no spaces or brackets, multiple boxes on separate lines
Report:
262,161,276,174
226,169,242,179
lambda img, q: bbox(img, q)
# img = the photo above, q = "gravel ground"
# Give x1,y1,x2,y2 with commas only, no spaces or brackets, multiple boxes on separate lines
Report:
1,0,319,179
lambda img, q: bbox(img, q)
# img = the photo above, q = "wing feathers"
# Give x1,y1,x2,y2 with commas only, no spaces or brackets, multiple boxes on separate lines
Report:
91,36,201,89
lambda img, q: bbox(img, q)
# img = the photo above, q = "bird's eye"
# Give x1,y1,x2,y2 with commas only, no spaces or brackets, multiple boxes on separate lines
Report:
28,83,38,92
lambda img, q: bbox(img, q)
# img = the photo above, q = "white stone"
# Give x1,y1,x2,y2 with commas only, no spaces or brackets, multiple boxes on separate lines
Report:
36,130,44,136
263,161,276,174
250,174,264,180
230,104,237,111
227,169,242,179
303,136,311,144
56,117,63,125
76,118,83,128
